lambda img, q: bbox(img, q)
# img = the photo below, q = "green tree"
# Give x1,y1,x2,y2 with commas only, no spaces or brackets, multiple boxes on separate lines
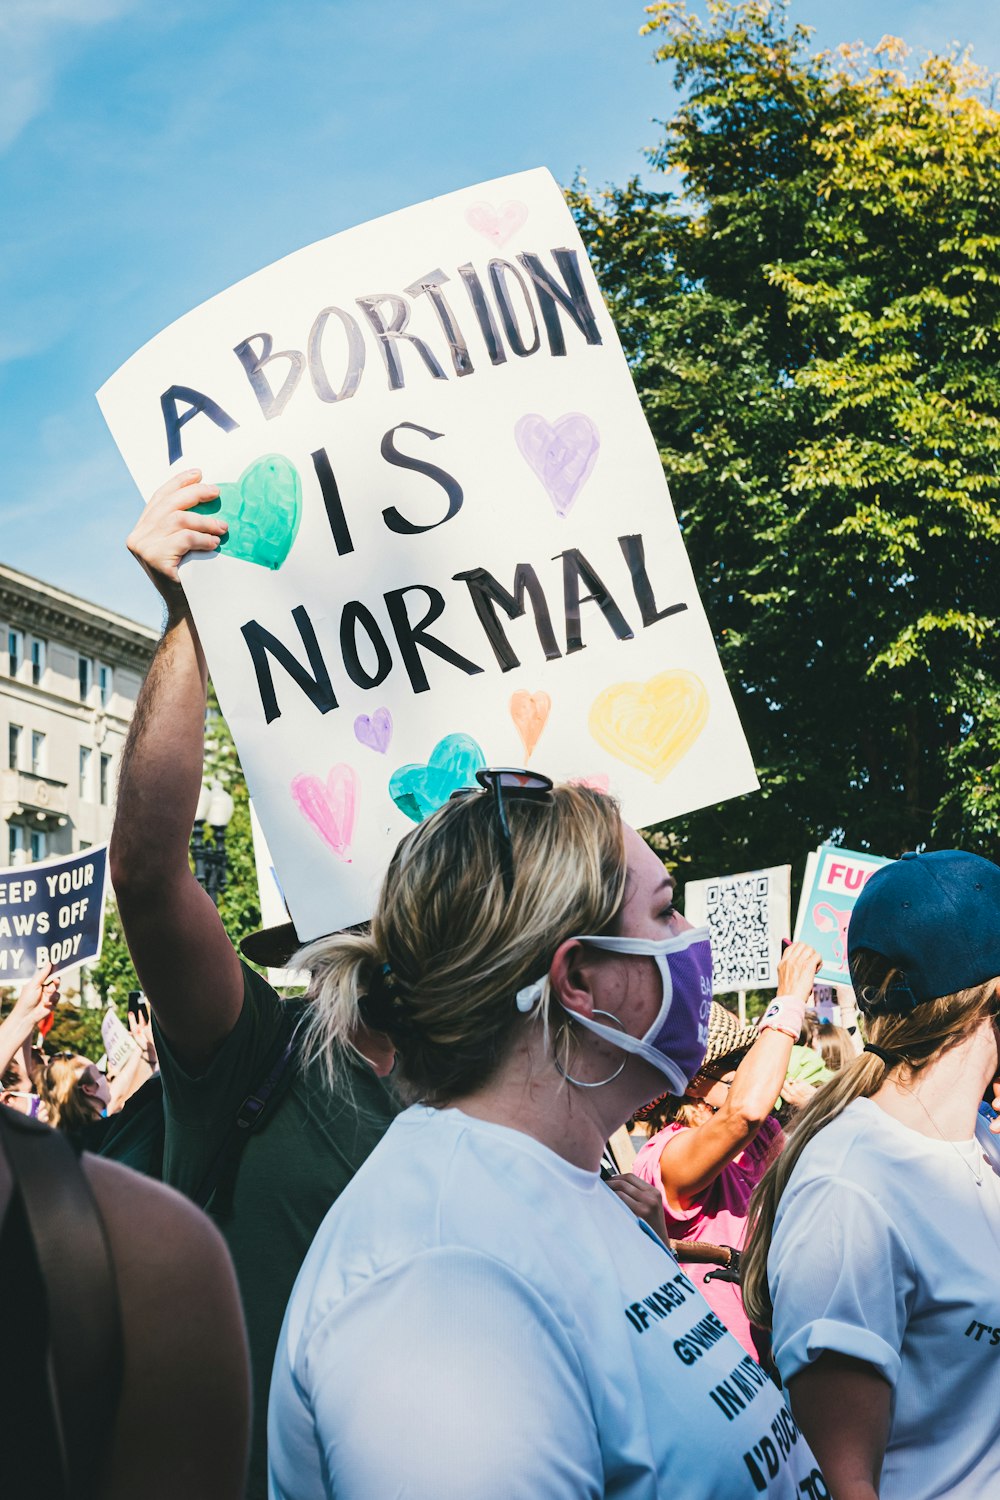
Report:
43,999,114,1061
570,2,1000,887
90,682,263,1010
90,899,139,1007
204,683,262,959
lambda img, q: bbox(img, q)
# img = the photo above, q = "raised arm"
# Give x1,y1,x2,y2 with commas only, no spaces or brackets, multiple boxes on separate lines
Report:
109,471,242,1070
0,964,58,1080
658,942,821,1211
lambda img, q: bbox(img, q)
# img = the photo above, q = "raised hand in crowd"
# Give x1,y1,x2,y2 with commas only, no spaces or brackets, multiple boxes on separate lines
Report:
126,466,227,593
0,962,59,1111
127,1004,159,1072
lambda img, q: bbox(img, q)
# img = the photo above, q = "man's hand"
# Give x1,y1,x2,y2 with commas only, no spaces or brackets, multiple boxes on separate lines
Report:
126,469,226,598
607,1172,669,1243
776,941,822,1003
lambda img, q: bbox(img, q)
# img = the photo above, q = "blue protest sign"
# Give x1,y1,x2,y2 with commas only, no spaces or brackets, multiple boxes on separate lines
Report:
794,844,891,985
0,845,108,985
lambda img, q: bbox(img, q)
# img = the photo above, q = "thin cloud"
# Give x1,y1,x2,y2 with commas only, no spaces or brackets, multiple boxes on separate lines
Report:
0,0,139,150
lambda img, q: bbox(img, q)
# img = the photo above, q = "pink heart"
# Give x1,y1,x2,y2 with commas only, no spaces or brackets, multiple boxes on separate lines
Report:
290,765,358,863
515,412,600,517
465,199,529,247
354,708,392,754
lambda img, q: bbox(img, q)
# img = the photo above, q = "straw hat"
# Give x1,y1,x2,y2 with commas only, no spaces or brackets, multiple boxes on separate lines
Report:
695,1001,759,1078
633,1001,759,1119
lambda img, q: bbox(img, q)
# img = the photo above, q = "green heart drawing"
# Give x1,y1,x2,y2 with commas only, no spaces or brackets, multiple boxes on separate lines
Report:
194,453,301,570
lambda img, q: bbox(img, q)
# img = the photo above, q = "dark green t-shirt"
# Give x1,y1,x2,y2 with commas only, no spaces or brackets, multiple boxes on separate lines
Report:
106,963,397,1500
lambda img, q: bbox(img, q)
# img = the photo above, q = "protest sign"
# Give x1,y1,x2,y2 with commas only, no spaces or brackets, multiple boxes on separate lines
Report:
98,169,757,938
684,866,790,993
0,845,108,984
794,844,891,985
101,1005,138,1072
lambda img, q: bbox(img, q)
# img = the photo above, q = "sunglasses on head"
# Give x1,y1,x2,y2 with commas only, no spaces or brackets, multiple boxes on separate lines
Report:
450,767,554,899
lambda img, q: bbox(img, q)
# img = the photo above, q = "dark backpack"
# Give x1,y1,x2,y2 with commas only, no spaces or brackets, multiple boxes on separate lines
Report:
0,1106,123,1500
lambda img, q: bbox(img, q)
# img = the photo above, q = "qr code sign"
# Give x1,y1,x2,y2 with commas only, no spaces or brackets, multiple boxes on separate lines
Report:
705,874,773,991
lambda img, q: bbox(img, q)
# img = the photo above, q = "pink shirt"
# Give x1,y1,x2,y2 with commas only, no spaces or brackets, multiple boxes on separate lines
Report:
632,1115,783,1358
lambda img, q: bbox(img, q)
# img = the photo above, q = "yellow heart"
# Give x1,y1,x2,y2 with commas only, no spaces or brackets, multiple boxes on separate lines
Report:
588,670,709,782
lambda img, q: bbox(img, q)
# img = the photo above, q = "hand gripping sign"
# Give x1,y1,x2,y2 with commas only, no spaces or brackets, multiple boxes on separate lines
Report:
98,169,758,939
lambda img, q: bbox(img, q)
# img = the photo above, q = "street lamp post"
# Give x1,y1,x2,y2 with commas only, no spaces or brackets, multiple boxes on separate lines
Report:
190,780,235,905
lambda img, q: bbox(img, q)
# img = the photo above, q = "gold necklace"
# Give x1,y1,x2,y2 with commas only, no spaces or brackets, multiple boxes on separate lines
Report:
892,1081,984,1188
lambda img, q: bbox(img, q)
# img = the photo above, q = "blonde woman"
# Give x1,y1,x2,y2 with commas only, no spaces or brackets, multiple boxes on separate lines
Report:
268,773,822,1499
743,850,1000,1500
39,1052,110,1134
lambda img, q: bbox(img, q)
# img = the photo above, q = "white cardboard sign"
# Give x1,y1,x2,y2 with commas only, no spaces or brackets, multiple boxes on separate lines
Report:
684,865,790,993
98,169,757,939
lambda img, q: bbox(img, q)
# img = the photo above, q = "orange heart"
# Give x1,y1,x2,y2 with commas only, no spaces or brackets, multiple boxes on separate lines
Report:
510,690,552,760
588,670,709,782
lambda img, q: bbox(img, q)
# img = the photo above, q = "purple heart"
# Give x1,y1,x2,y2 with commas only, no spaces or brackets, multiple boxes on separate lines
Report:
354,708,393,754
514,412,600,517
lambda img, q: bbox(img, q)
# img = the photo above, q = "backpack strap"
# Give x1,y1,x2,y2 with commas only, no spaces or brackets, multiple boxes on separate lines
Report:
0,1109,123,1500
191,1001,304,1211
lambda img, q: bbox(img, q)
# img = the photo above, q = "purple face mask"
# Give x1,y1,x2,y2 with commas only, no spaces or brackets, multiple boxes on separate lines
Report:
515,927,713,1096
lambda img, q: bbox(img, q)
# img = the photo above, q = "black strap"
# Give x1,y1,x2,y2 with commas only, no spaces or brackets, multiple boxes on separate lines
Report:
0,1108,123,1500
191,1003,303,1210
704,1247,743,1285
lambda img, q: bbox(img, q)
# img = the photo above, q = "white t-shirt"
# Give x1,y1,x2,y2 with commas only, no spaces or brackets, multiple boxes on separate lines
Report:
769,1096,1000,1500
269,1104,822,1500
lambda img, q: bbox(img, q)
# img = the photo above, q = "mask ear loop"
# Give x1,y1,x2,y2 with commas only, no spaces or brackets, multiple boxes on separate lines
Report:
555,1010,628,1089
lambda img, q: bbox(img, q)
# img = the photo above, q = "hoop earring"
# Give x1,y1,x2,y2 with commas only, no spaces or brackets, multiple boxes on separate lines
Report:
555,1010,628,1089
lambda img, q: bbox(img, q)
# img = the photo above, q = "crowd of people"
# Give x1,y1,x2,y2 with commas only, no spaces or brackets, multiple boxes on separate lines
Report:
3,469,1000,1499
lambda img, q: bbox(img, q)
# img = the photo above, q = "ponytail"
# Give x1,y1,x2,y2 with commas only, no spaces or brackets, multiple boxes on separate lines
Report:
741,1051,885,1327
742,958,999,1330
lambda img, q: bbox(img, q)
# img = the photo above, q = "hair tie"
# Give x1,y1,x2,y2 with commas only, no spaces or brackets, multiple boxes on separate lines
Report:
863,1042,902,1067
360,961,419,1040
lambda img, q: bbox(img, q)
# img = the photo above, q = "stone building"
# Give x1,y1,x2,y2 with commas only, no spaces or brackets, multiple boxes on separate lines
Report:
0,563,158,870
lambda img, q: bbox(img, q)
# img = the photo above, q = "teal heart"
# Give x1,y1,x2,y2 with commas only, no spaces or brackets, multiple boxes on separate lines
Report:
389,733,486,823
193,453,301,570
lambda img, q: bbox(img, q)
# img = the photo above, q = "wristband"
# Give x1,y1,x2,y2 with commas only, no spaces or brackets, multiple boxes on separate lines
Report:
757,994,806,1041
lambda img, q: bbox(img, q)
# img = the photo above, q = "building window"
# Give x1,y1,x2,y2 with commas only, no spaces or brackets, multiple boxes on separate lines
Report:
79,655,93,702
30,829,47,863
8,724,22,771
30,638,46,686
98,662,113,707
100,753,111,806
79,746,92,800
31,732,46,776
8,825,25,864
8,629,24,677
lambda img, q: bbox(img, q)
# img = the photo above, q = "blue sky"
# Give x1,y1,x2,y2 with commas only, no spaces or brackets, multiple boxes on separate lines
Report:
2,0,998,630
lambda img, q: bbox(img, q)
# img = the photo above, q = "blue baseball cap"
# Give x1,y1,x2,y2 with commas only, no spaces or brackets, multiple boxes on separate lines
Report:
848,849,1000,1012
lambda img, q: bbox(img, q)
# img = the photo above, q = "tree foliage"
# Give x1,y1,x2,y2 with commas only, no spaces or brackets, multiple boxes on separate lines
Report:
203,683,262,956
89,681,263,1012
570,1,1000,884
